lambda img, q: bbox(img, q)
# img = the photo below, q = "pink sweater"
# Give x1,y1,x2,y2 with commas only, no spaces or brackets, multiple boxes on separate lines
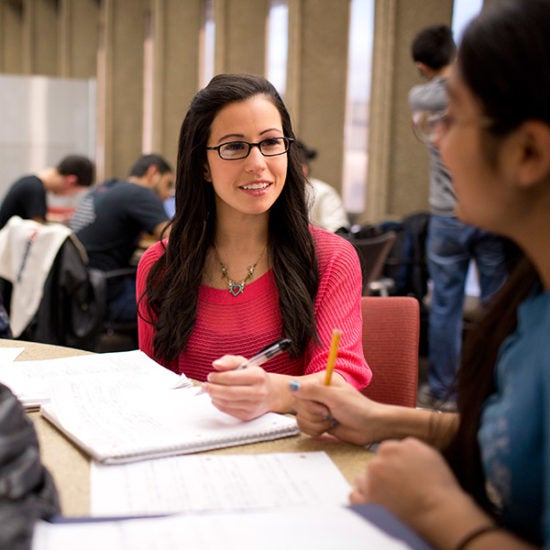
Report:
137,226,371,390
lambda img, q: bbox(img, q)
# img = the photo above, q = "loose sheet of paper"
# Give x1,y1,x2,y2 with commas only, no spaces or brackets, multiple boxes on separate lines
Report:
0,346,24,363
32,506,412,550
0,349,189,408
91,451,350,516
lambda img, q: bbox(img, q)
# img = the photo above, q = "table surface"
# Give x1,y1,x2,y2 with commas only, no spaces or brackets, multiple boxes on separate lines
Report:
1,339,372,517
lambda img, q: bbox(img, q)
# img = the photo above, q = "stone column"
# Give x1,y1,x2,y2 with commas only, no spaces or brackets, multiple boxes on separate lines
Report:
363,0,453,223
0,1,23,73
98,0,147,179
286,0,350,193
58,0,99,78
148,0,202,165
213,0,269,75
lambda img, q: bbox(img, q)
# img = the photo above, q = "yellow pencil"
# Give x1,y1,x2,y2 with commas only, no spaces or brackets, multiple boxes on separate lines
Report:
323,329,342,385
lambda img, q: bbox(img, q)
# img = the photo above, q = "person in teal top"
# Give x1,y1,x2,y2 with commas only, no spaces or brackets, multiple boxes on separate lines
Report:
289,0,550,547
478,289,550,543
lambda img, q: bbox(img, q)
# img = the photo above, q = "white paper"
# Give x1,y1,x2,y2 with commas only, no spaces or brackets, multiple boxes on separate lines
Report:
91,451,350,516
32,507,412,550
41,388,298,463
0,346,24,363
0,350,190,408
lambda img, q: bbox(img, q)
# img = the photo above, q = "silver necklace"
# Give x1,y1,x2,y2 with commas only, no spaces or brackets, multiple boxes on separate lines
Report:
214,246,266,297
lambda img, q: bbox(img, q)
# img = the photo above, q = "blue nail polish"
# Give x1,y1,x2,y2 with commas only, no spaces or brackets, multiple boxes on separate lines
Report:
289,380,300,392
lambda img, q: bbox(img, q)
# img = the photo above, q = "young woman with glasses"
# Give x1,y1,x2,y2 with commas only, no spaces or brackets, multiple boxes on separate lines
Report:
137,73,371,421
292,0,550,547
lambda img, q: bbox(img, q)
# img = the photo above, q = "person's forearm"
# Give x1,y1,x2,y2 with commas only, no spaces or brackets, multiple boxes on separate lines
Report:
368,404,459,449
413,491,534,550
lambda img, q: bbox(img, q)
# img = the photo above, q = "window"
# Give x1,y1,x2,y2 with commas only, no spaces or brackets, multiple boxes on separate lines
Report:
266,0,288,96
342,0,374,218
200,0,215,88
452,0,482,42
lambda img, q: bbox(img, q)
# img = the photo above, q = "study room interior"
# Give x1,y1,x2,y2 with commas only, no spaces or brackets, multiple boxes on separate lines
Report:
0,1,498,549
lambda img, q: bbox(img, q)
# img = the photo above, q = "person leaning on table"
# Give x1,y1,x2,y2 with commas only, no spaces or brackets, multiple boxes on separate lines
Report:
291,1,550,548
137,73,371,422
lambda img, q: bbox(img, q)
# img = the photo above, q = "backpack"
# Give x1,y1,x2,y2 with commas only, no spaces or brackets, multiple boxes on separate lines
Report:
0,384,60,550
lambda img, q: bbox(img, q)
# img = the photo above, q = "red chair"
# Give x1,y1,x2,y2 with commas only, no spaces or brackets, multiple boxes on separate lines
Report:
360,296,419,407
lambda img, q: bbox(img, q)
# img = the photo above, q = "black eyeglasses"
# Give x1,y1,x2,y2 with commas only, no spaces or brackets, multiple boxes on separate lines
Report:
207,137,294,160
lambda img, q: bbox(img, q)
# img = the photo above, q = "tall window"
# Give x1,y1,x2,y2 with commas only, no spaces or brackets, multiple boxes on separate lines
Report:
142,11,154,152
267,0,288,97
200,0,215,87
342,0,374,218
452,0,483,42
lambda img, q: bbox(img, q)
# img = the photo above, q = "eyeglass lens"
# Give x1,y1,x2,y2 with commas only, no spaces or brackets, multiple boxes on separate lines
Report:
412,111,446,144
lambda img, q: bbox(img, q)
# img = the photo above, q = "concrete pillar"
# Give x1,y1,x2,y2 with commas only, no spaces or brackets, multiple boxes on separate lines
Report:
98,0,147,179
0,1,24,73
287,0,350,193
21,0,58,76
364,0,453,223
213,0,269,75
148,0,202,166
58,0,99,78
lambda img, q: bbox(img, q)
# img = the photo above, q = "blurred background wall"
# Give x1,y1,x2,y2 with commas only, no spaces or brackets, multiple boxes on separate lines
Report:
0,0,489,224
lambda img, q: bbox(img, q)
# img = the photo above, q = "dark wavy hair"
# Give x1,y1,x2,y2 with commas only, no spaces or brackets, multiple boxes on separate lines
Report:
443,0,548,525
411,24,456,71
141,73,319,363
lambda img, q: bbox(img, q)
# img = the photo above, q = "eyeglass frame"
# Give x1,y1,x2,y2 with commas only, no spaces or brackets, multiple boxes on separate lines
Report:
206,137,295,160
412,109,494,145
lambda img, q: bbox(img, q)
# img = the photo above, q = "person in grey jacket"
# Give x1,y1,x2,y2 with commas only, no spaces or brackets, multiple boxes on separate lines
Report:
409,24,508,410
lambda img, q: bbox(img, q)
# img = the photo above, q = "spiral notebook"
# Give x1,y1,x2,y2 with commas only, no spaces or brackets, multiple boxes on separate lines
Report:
41,385,299,464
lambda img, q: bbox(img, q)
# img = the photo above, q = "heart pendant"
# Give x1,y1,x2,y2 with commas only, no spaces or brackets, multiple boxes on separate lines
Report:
229,282,244,297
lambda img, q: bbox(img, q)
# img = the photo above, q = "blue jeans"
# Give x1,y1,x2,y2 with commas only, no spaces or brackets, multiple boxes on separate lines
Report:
107,277,137,323
427,215,507,400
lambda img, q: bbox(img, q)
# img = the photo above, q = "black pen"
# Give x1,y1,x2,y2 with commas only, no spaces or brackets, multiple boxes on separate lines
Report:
235,338,292,370
185,338,292,393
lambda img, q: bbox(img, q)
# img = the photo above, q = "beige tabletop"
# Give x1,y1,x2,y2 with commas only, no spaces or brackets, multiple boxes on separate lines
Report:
1,338,373,517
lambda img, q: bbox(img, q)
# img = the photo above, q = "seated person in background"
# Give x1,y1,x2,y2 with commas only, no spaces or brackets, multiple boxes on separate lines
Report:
71,153,172,323
137,74,371,421
292,1,550,547
0,155,95,229
294,140,350,234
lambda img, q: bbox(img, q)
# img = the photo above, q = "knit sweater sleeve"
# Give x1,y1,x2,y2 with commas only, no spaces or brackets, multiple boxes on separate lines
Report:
308,227,372,390
136,241,165,361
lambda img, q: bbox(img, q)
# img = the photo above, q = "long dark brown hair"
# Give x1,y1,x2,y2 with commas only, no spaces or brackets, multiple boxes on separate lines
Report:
141,74,319,363
443,0,549,514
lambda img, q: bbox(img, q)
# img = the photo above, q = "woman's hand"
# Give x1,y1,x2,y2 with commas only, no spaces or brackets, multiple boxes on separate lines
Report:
202,355,280,421
350,438,478,539
291,377,385,446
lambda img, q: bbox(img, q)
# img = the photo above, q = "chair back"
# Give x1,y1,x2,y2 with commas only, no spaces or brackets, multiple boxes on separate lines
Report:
350,231,397,295
360,296,419,407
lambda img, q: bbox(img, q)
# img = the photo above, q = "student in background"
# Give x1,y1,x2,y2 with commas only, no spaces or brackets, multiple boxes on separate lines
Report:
71,153,172,323
0,155,95,229
294,140,350,234
137,74,371,421
409,24,508,411
292,1,550,547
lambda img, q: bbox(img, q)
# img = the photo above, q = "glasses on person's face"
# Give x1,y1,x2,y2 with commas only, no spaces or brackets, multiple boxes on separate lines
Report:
411,110,448,145
206,137,294,160
412,110,494,146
